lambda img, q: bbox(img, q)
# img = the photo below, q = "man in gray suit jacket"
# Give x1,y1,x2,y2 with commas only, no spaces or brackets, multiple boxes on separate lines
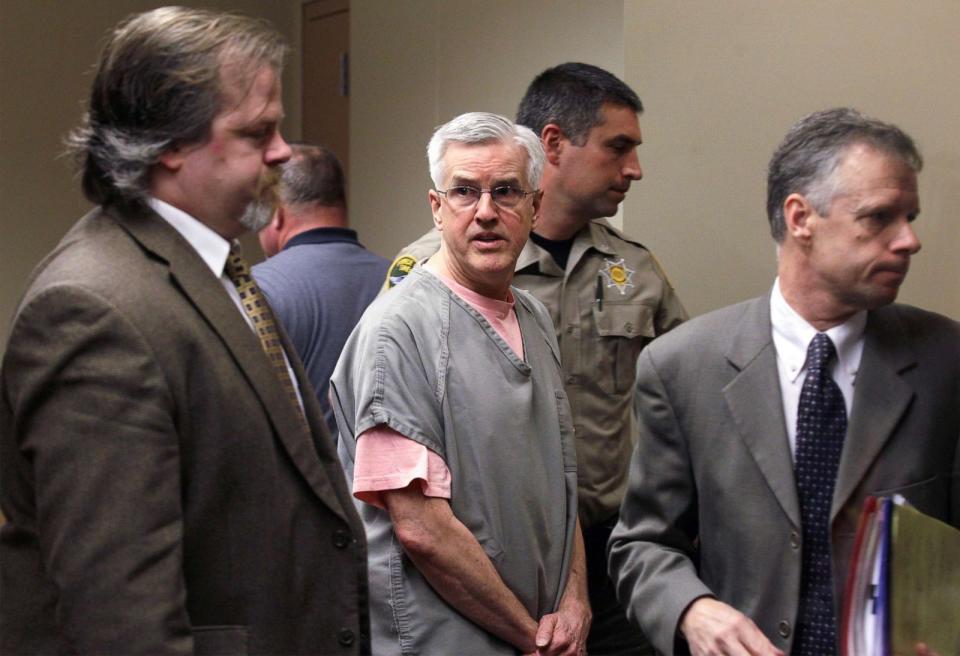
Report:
609,108,959,656
0,8,369,654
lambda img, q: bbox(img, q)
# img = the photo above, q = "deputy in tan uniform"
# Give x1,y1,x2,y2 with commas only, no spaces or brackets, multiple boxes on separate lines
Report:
385,63,687,655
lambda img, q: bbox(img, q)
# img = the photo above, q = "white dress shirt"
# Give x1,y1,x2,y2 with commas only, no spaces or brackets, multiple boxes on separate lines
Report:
147,197,305,411
770,278,866,459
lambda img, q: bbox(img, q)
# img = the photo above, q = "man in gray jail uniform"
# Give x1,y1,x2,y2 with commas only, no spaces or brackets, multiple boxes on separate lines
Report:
332,112,590,655
385,63,686,655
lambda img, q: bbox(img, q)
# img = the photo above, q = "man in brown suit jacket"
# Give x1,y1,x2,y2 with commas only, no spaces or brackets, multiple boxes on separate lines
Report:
0,8,369,654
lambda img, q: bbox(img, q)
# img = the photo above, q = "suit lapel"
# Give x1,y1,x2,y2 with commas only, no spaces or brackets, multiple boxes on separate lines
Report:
116,208,351,522
283,326,359,515
722,295,801,527
833,308,915,519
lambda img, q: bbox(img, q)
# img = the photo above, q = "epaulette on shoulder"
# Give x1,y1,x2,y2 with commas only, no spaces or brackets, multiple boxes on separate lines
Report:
591,218,649,251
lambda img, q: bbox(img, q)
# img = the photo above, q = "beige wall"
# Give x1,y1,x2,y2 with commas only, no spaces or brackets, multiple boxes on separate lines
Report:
624,0,960,318
349,0,625,259
0,0,300,348
3,0,958,351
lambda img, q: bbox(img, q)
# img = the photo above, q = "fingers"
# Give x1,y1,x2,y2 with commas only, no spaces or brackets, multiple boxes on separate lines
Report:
535,614,557,649
534,611,588,656
681,598,783,656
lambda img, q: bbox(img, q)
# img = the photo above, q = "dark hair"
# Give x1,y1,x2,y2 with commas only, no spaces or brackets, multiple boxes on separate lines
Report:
280,144,346,208
516,62,642,144
766,107,922,242
66,6,287,210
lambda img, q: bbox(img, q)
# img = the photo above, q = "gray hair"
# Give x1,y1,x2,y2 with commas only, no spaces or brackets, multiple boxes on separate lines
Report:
766,107,922,242
66,6,288,210
279,144,346,208
427,112,545,190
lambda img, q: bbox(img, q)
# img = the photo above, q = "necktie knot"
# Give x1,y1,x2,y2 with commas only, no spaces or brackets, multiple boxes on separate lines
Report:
225,244,253,285
806,332,837,376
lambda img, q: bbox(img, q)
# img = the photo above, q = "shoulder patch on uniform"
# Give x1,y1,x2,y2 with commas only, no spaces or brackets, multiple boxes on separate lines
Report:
386,254,418,288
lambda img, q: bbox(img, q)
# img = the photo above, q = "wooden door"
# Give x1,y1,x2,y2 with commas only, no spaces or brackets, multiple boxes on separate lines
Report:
302,0,350,178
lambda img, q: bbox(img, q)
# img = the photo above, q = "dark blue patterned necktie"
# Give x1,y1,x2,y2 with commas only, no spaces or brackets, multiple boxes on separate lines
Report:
793,332,847,656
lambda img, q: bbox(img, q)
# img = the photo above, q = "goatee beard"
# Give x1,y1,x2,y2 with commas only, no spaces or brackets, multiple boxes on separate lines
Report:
239,198,274,232
239,167,283,232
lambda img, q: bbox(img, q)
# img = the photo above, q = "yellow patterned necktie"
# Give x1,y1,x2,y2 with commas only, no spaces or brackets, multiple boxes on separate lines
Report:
224,245,306,425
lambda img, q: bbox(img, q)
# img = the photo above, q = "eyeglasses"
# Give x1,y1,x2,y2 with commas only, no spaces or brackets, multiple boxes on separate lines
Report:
436,185,537,211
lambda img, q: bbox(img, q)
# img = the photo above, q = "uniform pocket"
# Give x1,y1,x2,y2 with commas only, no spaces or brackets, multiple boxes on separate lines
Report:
591,301,655,393
192,625,248,655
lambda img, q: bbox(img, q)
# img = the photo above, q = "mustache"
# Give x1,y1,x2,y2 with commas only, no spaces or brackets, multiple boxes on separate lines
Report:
256,167,283,204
